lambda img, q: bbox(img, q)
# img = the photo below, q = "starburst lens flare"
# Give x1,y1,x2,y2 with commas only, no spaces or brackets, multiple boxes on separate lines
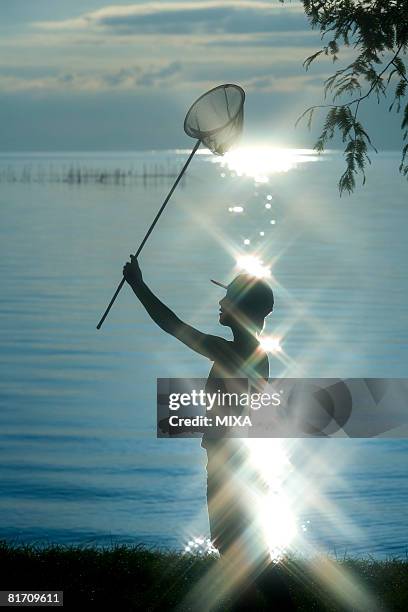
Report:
259,335,282,353
184,537,218,556
245,440,297,562
260,493,297,562
236,255,271,278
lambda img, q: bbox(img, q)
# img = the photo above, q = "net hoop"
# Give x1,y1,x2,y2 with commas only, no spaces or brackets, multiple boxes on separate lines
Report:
184,83,245,142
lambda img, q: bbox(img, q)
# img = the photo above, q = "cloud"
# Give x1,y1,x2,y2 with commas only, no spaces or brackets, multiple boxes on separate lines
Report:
0,61,184,93
0,62,326,97
34,1,307,36
244,73,326,92
138,61,182,86
216,31,318,47
0,73,106,93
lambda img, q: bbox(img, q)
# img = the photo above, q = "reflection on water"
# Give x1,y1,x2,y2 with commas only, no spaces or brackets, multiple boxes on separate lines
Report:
184,536,218,556
235,255,271,278
0,149,407,557
259,336,282,354
211,146,322,182
244,439,297,562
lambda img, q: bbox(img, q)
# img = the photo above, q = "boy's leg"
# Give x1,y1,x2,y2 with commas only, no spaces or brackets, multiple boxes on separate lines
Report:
254,562,295,610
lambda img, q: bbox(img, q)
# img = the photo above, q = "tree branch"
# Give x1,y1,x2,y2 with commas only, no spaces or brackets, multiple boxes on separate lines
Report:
298,43,405,119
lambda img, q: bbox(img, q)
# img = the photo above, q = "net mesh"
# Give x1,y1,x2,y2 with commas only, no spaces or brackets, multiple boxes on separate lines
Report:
184,84,245,155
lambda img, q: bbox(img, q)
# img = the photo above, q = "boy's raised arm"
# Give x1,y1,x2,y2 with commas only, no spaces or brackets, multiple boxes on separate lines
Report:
123,256,227,360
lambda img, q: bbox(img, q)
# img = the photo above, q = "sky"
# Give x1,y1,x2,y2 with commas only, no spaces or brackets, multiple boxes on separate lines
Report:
0,0,404,151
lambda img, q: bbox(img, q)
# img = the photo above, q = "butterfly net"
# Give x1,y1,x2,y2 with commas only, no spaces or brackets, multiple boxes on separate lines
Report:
184,84,245,155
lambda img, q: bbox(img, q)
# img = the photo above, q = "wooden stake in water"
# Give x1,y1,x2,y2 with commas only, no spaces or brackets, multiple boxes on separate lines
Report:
96,140,201,329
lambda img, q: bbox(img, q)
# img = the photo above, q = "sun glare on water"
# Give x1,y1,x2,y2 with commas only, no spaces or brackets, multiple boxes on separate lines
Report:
213,146,318,183
245,439,297,562
235,255,271,278
259,335,282,353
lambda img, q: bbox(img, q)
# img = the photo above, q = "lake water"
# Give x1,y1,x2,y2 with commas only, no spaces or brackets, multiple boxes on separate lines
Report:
0,149,407,559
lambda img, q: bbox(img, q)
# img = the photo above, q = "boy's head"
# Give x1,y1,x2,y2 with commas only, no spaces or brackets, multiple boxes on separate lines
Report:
212,274,274,333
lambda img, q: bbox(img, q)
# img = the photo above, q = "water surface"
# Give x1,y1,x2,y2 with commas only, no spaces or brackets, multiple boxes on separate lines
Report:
0,149,407,557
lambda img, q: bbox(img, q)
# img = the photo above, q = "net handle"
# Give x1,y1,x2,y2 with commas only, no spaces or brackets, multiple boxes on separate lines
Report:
96,139,201,329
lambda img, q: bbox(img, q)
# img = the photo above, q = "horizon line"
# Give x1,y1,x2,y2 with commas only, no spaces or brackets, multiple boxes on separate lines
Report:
0,147,401,155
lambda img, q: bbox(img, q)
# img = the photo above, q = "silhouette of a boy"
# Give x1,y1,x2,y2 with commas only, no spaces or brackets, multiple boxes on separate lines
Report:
123,256,293,608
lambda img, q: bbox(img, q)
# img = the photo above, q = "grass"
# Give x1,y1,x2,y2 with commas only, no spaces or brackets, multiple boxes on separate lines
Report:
1,541,408,610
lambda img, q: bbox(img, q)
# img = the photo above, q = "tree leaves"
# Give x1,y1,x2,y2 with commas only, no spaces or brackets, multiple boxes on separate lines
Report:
400,102,408,176
282,0,408,194
301,105,373,194
303,50,324,71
